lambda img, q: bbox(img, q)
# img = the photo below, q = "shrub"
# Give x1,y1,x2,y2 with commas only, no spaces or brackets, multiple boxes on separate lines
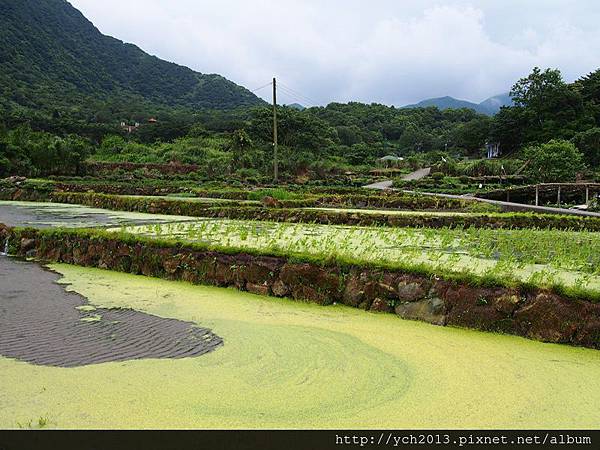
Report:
572,128,600,168
248,188,298,201
523,139,585,183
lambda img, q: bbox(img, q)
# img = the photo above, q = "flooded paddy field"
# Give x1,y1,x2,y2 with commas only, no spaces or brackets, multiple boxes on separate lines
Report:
1,262,599,429
0,200,198,228
120,219,600,295
1,199,600,429
303,207,479,216
116,194,261,205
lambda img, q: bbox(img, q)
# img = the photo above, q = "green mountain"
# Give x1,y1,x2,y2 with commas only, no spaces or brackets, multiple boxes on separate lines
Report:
286,103,306,111
404,93,513,115
0,0,263,116
478,93,514,115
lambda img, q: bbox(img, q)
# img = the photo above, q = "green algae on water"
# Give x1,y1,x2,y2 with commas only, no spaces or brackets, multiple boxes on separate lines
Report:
75,305,96,312
1,264,600,429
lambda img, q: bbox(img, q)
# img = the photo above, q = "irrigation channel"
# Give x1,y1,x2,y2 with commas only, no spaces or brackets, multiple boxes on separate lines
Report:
1,200,600,428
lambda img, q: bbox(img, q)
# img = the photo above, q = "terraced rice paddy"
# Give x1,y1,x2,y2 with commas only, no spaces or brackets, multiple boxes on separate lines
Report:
0,200,198,228
119,219,600,296
303,207,478,216
117,194,261,205
1,263,599,429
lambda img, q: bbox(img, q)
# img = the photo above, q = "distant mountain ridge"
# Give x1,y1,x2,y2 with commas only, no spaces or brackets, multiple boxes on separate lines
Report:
0,0,263,114
286,103,306,111
404,93,513,115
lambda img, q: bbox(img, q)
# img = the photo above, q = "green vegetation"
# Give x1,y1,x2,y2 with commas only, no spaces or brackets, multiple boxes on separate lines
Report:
1,0,600,187
523,140,585,183
16,415,52,429
5,220,600,299
5,194,600,232
3,65,600,185
1,264,599,429
117,219,600,298
0,126,92,176
2,0,600,433
0,0,261,117
0,183,485,213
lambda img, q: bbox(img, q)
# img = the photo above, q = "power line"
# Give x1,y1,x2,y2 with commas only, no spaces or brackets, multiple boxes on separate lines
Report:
276,87,310,105
277,89,312,106
250,79,319,106
277,82,319,106
273,77,278,183
250,81,273,93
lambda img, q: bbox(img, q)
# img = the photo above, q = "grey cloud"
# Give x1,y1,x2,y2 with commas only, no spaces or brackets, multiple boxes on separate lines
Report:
69,0,600,106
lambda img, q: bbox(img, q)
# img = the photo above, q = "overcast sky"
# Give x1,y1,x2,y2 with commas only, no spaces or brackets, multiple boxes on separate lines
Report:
69,0,600,107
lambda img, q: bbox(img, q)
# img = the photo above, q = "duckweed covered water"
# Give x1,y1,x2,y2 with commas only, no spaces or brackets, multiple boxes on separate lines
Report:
0,200,198,228
1,264,599,429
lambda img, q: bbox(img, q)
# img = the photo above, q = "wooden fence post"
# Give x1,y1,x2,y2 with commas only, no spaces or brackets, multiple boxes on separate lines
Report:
586,186,589,205
535,185,539,206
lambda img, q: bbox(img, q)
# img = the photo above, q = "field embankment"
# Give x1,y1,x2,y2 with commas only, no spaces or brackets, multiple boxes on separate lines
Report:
4,185,600,230
2,224,599,349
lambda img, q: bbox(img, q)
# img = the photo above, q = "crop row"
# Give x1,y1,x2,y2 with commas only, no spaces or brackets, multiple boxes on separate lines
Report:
118,219,600,299
2,186,600,230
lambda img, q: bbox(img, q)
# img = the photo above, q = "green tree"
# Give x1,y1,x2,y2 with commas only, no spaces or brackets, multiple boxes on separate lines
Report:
453,116,492,154
511,67,565,111
249,106,335,152
489,106,528,154
572,128,600,167
510,67,586,142
99,135,126,155
523,139,585,183
574,69,600,126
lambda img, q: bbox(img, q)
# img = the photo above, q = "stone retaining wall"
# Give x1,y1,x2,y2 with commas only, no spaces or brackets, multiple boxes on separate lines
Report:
1,225,599,350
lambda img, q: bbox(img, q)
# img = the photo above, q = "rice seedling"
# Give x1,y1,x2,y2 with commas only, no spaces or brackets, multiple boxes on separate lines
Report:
115,218,600,295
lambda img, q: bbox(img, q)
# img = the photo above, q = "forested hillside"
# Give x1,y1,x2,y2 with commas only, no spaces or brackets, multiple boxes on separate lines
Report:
0,0,262,117
3,66,600,182
0,0,599,186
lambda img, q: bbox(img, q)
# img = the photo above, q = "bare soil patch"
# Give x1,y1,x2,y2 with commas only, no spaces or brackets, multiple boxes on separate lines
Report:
0,257,222,367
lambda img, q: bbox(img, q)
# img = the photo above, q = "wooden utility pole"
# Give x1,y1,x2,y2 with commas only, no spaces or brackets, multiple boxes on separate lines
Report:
272,77,279,183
